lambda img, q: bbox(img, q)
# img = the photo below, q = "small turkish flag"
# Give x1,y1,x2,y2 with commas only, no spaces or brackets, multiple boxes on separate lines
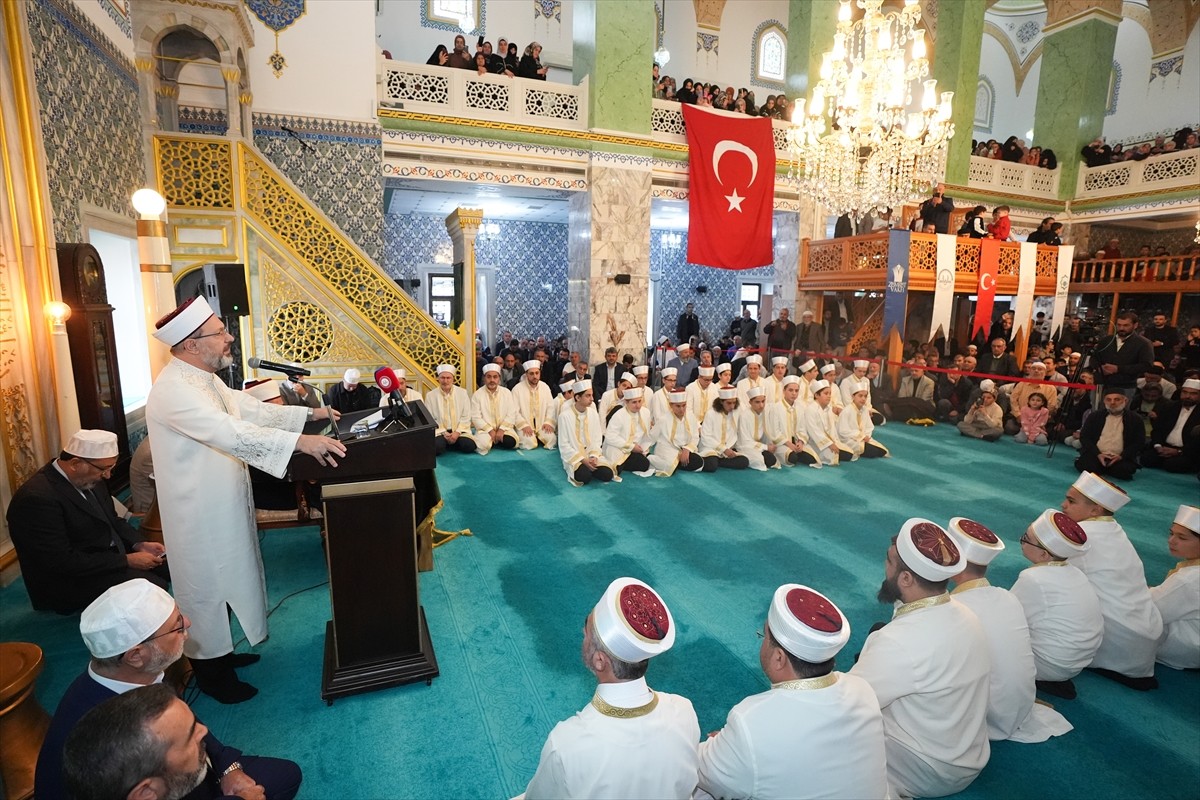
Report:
974,238,1001,339
683,105,775,270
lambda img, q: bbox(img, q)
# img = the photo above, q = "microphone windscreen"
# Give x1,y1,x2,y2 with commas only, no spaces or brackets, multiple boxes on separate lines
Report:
247,356,264,369
374,366,398,393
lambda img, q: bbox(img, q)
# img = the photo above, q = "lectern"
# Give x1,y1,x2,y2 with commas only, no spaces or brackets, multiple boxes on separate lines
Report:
288,402,439,703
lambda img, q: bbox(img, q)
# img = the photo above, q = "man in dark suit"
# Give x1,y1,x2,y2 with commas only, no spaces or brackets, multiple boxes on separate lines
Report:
591,346,628,402
793,310,828,361
1089,311,1155,399
6,430,168,613
676,303,700,346
1142,378,1200,473
38,579,301,800
1075,389,1144,480
980,337,1020,380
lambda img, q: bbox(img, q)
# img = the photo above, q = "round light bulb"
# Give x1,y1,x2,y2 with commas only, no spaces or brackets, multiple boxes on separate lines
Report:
45,301,71,324
131,188,167,217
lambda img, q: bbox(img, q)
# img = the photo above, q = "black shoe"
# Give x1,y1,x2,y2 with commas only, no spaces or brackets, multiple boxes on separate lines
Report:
190,656,258,703
1036,679,1077,700
228,652,262,668
1086,667,1159,691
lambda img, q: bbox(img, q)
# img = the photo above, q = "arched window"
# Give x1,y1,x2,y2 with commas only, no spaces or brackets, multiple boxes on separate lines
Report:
752,21,787,89
423,0,483,35
974,76,995,134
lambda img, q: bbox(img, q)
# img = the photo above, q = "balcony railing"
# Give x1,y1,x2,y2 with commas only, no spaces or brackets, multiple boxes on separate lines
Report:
1070,254,1197,285
1075,148,1200,200
967,156,1059,200
651,99,792,156
378,59,588,130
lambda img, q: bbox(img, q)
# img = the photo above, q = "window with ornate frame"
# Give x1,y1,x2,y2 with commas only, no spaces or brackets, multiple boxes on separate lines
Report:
423,0,482,35
752,21,787,89
974,76,995,134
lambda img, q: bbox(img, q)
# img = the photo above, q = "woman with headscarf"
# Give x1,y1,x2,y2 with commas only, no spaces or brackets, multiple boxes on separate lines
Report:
505,42,519,73
426,44,448,66
519,42,547,80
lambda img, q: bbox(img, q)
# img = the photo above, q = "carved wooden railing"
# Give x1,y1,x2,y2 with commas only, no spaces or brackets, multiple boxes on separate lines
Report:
967,156,1060,199
1075,148,1200,200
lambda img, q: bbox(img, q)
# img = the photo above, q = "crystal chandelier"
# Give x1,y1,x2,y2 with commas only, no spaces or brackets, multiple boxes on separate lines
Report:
787,0,955,217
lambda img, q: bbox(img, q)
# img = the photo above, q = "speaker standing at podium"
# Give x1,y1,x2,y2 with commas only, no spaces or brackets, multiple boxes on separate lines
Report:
146,296,346,703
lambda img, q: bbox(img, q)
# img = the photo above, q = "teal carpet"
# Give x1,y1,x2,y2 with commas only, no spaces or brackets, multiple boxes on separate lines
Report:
3,424,1197,799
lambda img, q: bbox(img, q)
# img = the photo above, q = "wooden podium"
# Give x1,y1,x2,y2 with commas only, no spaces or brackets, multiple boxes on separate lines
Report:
288,402,439,703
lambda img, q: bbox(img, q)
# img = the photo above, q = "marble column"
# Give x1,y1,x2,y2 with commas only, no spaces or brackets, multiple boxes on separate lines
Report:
1033,9,1120,200
786,1,838,101
772,211,799,315
573,0,654,134
221,65,242,137
446,208,482,392
929,0,986,186
568,159,652,364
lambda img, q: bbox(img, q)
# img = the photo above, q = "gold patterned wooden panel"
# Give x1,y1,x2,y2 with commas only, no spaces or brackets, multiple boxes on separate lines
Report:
235,144,463,379
909,238,936,272
996,245,1021,277
156,137,234,209
846,303,884,353
955,240,980,274
1035,249,1057,277
850,238,887,270
807,241,844,273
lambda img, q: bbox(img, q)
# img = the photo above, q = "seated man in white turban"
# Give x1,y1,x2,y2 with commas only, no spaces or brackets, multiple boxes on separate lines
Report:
946,518,1072,743
326,368,381,413
646,390,704,476
425,365,476,455
766,376,820,467
851,519,991,799
1150,504,1200,670
523,578,699,800
603,386,654,476
734,386,779,470
1010,509,1103,700
698,585,888,800
471,363,520,454
557,382,615,486
512,359,558,450
1061,472,1163,690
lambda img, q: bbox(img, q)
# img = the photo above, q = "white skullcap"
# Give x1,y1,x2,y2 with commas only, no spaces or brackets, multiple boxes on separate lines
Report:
523,359,541,371
716,363,733,374
622,387,644,400
853,359,870,369
395,368,407,379
243,379,281,402
1027,509,1090,558
482,363,501,374
1072,471,1130,512
619,375,634,385
747,386,765,399
771,356,788,366
591,578,675,663
633,365,650,376
799,359,817,373
658,335,670,345
563,364,576,374
436,364,456,375
80,579,176,658
801,309,815,317
677,342,692,352
698,366,715,377
782,375,801,386
661,367,678,378
946,517,1005,566
979,379,997,394
718,387,738,400
667,390,687,404
65,430,118,459
820,364,837,375
572,380,591,394
1174,505,1199,534
559,377,575,389
343,368,361,384
896,518,963,582
747,354,763,365
1183,378,1200,391
767,584,850,663
811,379,830,393
152,296,214,346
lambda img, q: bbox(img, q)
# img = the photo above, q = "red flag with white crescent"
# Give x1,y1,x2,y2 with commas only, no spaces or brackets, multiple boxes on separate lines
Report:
974,238,1000,338
683,104,775,270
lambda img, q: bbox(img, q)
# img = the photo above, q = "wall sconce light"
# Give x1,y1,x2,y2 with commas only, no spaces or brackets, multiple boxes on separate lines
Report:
45,300,71,327
659,231,682,251
132,188,171,273
480,221,501,241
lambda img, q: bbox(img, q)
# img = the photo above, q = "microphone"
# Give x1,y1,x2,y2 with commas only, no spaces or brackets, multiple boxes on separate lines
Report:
247,356,311,377
374,366,412,421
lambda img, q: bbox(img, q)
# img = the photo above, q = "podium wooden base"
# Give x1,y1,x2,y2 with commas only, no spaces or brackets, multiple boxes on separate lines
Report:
320,610,439,705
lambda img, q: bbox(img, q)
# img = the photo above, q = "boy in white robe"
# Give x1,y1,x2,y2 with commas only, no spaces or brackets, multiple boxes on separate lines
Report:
1151,505,1200,670
1010,508,1104,699
837,388,889,459
803,380,853,465
603,387,654,476
765,375,820,467
820,363,845,412
598,375,634,424
698,388,750,472
511,360,557,450
648,368,678,426
470,364,520,454
840,359,873,407
763,356,790,404
647,390,704,476
1061,472,1163,689
685,366,718,429
424,364,476,455
556,382,615,486
734,387,779,470
736,355,766,405
796,358,819,405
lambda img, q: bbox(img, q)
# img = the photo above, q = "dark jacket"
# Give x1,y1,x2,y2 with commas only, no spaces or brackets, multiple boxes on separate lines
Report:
676,312,700,344
326,382,382,413
591,362,629,399
1149,401,1200,451
518,54,545,80
918,194,954,233
762,319,797,354
1079,408,1145,462
1089,333,1155,390
979,352,1020,379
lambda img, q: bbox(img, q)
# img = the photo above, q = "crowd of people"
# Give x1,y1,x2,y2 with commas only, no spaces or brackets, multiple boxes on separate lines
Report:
1081,126,1200,167
422,34,548,80
973,135,1058,170
654,65,790,117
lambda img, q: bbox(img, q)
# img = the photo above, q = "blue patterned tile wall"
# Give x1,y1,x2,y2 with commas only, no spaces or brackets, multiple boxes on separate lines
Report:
252,114,384,262
26,0,143,243
651,230,773,343
382,214,568,339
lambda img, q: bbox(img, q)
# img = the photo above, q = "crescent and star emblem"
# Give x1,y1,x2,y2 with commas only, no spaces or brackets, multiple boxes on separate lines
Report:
980,273,996,291
712,140,758,213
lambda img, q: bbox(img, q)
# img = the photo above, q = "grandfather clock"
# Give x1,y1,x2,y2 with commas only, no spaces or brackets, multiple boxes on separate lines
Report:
56,243,130,485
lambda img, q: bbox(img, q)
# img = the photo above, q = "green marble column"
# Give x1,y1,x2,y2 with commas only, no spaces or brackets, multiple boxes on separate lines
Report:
573,0,654,134
1032,18,1119,200
786,0,838,101
929,0,986,186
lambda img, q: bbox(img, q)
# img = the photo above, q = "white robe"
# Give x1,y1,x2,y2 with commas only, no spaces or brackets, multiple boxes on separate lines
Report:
377,387,422,406
648,388,674,428
424,386,473,436
1151,561,1200,669
696,673,889,800
470,385,521,454
735,376,765,406
836,403,888,459
685,381,718,428
841,374,872,407
598,387,624,423
603,406,653,467
765,400,820,467
1009,562,1104,682
511,380,557,450
850,595,991,800
734,407,776,470
698,412,740,458
556,403,614,485
524,678,700,800
1071,518,1164,677
146,358,306,659
951,580,1072,743
763,374,789,405
646,412,700,476
803,403,846,465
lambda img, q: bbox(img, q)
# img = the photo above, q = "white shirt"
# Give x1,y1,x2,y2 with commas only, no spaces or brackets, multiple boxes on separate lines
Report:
1009,562,1104,682
850,595,991,800
697,673,889,800
1151,560,1200,669
524,677,699,800
1072,518,1164,677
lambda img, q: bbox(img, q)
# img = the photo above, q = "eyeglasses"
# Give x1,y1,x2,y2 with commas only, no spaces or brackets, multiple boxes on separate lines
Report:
80,458,117,476
141,614,189,643
190,325,228,340
1019,534,1051,553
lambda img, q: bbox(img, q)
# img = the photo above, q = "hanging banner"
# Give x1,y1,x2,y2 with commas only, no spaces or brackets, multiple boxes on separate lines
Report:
1012,242,1038,340
930,233,956,341
883,229,911,340
974,238,1001,339
1051,244,1075,339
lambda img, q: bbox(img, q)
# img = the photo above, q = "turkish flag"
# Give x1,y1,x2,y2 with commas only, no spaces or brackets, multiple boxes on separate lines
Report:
683,105,775,269
974,238,1001,339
